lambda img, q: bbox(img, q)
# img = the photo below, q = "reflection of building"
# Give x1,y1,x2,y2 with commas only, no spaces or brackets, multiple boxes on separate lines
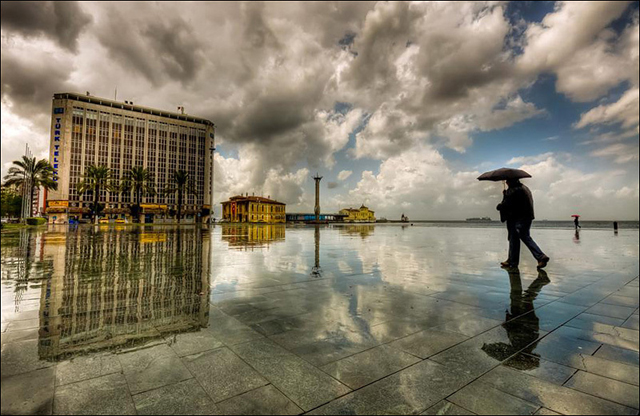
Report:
221,195,285,223
339,224,375,239
38,227,210,360
220,224,285,250
46,92,215,224
340,205,376,222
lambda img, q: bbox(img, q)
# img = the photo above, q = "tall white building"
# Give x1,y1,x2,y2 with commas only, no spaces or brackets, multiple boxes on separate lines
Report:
46,93,214,223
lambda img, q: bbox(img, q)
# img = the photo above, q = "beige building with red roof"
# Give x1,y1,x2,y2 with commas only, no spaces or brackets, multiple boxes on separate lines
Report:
221,194,286,223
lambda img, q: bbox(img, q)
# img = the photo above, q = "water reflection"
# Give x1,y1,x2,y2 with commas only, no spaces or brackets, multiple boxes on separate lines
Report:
311,226,322,277
339,224,375,239
573,229,581,244
1,227,211,360
482,269,549,368
1,229,53,313
2,224,638,372
220,224,285,250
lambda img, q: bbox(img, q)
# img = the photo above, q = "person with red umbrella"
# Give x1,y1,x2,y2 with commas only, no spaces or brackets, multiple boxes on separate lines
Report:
478,168,550,269
572,214,581,230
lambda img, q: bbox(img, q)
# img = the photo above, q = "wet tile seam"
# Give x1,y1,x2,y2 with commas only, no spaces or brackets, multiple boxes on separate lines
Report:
298,326,551,414
447,382,543,415
440,399,478,415
561,372,640,410
224,348,349,411
296,275,638,415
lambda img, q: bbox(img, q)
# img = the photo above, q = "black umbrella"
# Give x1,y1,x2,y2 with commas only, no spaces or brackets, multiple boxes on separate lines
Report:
477,167,531,182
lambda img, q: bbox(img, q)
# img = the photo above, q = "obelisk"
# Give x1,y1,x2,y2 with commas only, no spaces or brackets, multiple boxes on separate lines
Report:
313,174,322,222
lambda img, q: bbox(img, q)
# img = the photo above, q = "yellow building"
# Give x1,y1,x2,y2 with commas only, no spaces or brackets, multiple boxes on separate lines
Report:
221,195,286,223
339,204,376,223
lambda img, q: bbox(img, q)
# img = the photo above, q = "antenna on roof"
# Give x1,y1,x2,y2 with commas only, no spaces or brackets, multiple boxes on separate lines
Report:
114,87,117,101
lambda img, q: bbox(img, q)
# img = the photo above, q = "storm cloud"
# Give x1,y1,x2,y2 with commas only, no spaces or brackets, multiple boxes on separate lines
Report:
0,1,92,52
1,1,638,219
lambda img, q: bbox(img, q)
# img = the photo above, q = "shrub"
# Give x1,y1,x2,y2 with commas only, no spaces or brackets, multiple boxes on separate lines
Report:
26,217,47,226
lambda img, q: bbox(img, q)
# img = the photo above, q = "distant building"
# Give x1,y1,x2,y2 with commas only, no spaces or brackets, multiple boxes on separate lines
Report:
45,92,215,224
221,195,285,223
340,204,376,222
286,213,347,223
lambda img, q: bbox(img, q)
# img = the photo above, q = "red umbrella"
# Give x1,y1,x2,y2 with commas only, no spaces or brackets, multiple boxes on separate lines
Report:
571,215,580,218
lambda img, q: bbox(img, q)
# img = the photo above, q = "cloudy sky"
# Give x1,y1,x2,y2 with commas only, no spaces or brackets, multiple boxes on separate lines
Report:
1,1,638,220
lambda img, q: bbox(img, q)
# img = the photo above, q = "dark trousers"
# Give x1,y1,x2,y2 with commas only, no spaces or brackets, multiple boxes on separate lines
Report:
507,220,546,265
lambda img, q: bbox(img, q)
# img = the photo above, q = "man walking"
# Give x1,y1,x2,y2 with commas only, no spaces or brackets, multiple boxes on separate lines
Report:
497,179,550,269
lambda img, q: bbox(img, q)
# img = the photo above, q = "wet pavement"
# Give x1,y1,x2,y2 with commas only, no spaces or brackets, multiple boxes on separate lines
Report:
1,223,638,415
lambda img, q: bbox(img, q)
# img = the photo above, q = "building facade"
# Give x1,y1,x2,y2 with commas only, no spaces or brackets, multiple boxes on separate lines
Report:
46,93,215,224
339,205,376,222
221,195,286,223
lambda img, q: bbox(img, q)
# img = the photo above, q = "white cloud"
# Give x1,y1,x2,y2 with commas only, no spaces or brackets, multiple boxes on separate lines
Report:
338,170,353,181
517,1,633,101
336,2,544,158
507,153,556,165
590,143,640,164
575,87,640,131
344,147,639,220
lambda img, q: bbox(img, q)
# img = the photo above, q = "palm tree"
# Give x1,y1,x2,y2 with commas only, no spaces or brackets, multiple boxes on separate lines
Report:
121,166,155,222
165,170,196,223
3,156,57,220
77,165,116,224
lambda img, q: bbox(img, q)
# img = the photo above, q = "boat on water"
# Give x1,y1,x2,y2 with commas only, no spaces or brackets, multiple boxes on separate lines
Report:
466,217,492,222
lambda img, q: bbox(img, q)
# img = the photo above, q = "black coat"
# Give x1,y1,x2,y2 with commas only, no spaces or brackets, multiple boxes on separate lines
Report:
497,184,535,223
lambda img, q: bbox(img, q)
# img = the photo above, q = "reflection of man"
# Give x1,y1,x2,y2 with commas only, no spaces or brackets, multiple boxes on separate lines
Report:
497,179,550,269
482,269,549,367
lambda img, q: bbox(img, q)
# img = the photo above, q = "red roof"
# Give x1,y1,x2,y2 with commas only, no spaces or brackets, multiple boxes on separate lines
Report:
224,195,286,205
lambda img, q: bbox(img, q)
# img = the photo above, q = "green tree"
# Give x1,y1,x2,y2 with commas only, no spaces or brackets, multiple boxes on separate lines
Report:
165,170,196,223
121,166,155,222
0,185,22,218
77,165,116,224
2,156,57,220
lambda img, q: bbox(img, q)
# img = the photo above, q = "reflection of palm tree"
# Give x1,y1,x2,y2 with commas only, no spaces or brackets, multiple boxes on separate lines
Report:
481,269,550,368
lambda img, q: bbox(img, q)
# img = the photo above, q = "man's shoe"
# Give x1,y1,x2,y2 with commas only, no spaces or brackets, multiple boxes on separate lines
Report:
501,261,517,268
537,256,550,269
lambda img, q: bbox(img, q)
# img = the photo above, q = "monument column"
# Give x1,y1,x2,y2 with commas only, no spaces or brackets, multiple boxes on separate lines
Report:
313,174,322,222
